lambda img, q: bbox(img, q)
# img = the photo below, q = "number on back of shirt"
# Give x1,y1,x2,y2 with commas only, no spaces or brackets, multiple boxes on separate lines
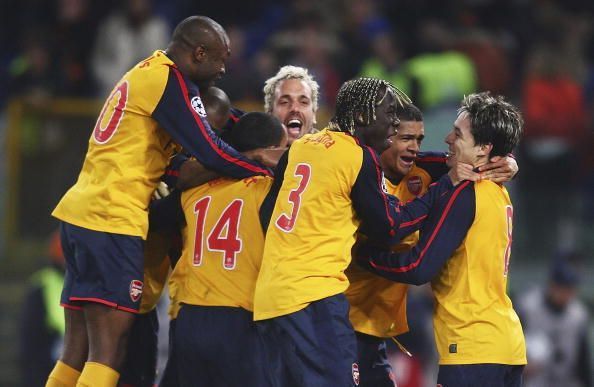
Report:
192,197,243,270
93,81,129,144
275,163,312,232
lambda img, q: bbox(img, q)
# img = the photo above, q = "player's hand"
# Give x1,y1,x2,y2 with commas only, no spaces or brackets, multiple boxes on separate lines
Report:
448,162,479,186
244,148,287,168
477,155,518,183
152,182,171,200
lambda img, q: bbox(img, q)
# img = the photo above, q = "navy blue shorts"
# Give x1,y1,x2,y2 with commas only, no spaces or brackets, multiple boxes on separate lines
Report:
119,309,159,386
59,221,144,313
174,305,268,387
258,293,359,387
437,364,525,387
159,318,178,387
355,332,396,387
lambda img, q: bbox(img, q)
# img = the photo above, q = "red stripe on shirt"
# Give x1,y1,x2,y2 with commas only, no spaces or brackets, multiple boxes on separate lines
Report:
169,66,270,176
364,145,396,230
370,180,471,273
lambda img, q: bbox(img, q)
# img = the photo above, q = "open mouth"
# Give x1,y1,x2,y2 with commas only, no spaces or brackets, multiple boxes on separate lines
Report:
399,155,416,167
286,118,303,137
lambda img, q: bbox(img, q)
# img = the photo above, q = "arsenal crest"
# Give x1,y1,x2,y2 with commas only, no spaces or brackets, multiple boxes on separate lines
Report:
129,280,144,302
407,175,423,196
352,363,360,386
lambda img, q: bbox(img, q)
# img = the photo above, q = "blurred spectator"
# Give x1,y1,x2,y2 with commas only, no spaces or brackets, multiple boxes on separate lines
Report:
359,31,410,94
517,253,592,387
91,0,169,97
519,43,589,254
51,0,100,96
18,231,65,387
7,32,55,102
404,21,477,111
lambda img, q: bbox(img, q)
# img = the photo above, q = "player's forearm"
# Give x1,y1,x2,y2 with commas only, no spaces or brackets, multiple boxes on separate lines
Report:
357,180,475,285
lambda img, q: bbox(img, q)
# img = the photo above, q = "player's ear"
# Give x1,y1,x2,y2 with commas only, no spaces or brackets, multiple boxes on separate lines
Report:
478,143,493,157
194,45,207,63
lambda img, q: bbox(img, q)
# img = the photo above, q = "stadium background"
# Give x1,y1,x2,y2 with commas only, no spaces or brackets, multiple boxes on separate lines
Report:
0,0,593,385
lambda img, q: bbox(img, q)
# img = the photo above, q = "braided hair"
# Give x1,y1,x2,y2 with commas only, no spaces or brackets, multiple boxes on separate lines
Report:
329,78,411,135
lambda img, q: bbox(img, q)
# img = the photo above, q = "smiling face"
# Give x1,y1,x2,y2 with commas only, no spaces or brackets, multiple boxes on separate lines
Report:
381,120,424,181
271,78,316,145
357,89,399,154
445,111,490,168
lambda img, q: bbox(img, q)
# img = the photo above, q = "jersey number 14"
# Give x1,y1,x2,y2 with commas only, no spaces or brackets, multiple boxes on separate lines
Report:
192,197,243,270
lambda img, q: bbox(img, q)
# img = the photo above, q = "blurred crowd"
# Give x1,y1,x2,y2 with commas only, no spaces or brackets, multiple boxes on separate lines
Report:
2,0,594,261
2,0,594,386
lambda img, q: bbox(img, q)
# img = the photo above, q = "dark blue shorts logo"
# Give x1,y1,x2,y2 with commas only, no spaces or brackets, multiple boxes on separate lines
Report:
129,280,143,302
352,363,360,386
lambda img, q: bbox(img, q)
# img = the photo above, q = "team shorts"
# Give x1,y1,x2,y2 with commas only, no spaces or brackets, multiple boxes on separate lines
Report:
355,332,396,386
437,363,525,387
59,221,144,313
257,293,359,387
175,305,268,387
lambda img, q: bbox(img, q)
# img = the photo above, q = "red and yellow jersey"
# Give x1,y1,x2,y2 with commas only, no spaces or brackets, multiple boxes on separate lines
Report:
53,50,268,239
170,176,273,312
346,165,432,337
432,181,526,365
253,130,450,321
360,180,526,364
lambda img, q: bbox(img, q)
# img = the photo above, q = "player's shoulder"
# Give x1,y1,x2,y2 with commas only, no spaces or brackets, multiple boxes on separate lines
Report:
125,50,172,90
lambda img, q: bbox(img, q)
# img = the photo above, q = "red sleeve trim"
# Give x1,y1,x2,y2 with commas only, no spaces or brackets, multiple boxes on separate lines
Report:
399,214,428,229
169,66,270,176
370,180,471,273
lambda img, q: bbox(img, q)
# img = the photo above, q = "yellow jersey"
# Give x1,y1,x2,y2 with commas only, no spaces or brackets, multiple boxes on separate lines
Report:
53,50,269,238
346,165,432,337
254,130,452,321
171,176,273,312
432,181,526,365
358,180,526,365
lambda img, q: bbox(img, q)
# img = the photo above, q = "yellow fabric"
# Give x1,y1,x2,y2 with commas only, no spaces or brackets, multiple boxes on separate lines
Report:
53,51,177,238
346,165,432,337
171,176,273,312
76,362,119,387
46,360,81,387
254,129,363,320
139,232,172,313
432,181,526,365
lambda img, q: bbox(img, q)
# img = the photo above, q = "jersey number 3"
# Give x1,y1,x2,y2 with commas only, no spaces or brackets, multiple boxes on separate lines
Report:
193,197,243,270
503,205,513,276
93,81,129,144
275,163,312,232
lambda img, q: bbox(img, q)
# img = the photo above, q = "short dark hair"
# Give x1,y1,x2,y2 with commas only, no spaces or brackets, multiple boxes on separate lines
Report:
222,112,284,152
329,77,410,135
396,103,423,122
458,92,523,157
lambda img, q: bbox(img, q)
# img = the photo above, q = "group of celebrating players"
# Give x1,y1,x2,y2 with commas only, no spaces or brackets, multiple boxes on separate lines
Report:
46,15,527,387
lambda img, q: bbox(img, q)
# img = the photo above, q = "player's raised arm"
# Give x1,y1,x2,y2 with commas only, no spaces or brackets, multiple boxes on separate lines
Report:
352,146,455,245
152,67,270,179
356,180,475,285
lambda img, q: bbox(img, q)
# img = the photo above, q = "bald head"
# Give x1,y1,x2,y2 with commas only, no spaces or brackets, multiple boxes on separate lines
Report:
171,16,228,51
203,86,231,132
166,16,230,89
